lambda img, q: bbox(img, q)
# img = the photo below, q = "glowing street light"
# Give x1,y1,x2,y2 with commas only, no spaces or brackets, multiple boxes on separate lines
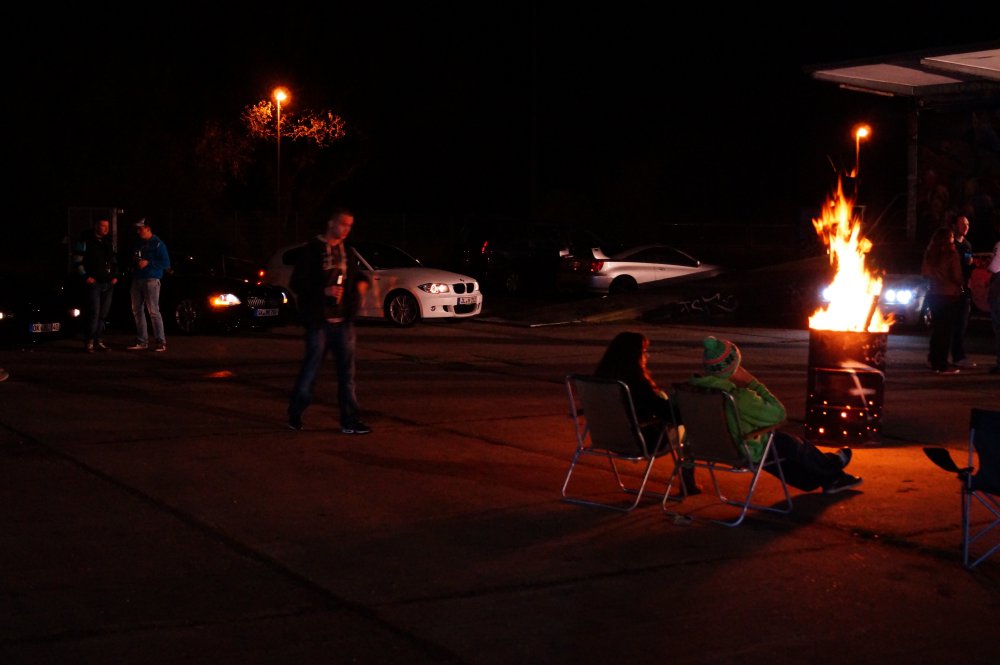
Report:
852,124,871,177
851,123,871,200
273,87,289,235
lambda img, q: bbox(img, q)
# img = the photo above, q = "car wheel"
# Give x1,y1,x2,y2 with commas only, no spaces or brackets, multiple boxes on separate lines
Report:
608,276,638,295
385,291,420,327
503,271,522,295
173,298,202,335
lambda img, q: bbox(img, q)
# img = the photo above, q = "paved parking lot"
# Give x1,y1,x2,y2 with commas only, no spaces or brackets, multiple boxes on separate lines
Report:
1,316,998,664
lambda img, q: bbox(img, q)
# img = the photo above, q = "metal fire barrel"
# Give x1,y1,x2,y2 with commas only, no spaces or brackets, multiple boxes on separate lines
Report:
804,328,887,445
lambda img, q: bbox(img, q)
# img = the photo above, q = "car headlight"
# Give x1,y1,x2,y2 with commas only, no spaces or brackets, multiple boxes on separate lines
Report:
418,283,451,294
882,288,914,305
209,293,241,308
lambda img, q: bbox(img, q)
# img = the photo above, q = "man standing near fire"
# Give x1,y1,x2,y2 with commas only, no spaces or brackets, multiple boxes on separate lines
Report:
949,215,976,368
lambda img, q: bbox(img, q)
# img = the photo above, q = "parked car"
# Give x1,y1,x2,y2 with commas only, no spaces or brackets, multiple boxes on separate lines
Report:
816,250,993,331
0,271,81,346
107,254,288,335
558,244,722,295
455,219,611,296
262,241,483,327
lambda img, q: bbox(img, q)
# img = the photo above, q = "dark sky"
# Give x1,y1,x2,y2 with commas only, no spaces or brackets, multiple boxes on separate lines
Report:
13,3,1000,258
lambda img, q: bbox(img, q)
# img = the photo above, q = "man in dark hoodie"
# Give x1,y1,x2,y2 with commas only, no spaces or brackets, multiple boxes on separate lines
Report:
287,207,372,434
71,218,119,353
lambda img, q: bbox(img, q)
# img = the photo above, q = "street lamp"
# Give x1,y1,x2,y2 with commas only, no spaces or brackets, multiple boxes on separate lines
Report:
851,123,871,199
273,87,289,239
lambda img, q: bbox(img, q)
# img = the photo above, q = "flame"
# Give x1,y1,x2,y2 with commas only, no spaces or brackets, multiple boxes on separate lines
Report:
808,179,892,332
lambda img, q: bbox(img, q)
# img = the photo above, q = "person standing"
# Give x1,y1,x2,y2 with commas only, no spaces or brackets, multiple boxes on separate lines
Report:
687,336,861,494
287,208,372,434
921,226,965,374
950,215,976,368
71,218,119,353
127,218,170,352
988,218,1000,375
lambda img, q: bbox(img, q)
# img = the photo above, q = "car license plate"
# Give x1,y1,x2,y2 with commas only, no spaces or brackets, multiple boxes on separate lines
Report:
457,296,476,305
254,308,279,317
31,322,60,333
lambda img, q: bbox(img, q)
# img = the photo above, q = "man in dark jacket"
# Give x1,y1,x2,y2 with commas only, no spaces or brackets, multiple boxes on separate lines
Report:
71,218,118,353
287,207,372,434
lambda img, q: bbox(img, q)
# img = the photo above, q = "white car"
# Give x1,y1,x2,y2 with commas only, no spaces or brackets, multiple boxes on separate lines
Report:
262,241,483,327
558,244,722,295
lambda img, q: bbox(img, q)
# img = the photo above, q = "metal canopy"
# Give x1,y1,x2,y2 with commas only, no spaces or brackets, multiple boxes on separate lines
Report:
807,42,1000,243
809,43,1000,104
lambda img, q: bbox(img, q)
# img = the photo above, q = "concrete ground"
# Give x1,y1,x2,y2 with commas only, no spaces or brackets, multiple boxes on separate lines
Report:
0,301,998,664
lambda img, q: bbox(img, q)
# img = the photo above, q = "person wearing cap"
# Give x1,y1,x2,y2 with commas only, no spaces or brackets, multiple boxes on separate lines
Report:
687,336,862,495
126,218,171,352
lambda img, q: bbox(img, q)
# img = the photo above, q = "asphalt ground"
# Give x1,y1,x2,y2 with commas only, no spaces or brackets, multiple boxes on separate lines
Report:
1,298,998,664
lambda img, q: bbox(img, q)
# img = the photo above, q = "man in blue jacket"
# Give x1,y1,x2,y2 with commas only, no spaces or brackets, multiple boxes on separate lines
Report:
127,218,171,352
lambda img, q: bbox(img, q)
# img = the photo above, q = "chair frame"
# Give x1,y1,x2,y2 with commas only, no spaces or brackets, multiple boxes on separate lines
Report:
664,382,793,527
562,373,675,512
923,408,1000,569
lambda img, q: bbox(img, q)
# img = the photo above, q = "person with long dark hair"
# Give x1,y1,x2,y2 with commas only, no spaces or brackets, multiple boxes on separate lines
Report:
594,332,699,493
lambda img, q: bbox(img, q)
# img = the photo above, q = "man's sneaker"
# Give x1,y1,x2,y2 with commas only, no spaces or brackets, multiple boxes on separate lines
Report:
341,422,372,435
127,343,148,350
837,446,852,468
85,341,95,354
288,415,303,431
153,343,167,352
935,367,960,375
954,358,977,368
95,341,110,352
823,473,863,495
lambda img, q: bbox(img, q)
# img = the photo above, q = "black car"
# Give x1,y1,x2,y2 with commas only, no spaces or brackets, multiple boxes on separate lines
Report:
0,271,81,346
107,254,288,335
455,219,610,295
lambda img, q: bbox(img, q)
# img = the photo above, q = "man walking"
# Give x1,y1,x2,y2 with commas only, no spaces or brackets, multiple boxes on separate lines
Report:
127,218,171,352
287,207,372,434
72,218,118,353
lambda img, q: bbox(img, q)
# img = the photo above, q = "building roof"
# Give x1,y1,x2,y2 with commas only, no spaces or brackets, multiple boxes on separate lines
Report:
808,42,1000,107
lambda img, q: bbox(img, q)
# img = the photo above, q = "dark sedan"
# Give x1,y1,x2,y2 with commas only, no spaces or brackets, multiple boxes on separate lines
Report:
108,255,288,335
0,272,81,346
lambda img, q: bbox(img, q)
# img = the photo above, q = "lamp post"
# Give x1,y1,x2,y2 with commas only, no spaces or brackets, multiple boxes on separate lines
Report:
273,87,289,241
852,123,871,201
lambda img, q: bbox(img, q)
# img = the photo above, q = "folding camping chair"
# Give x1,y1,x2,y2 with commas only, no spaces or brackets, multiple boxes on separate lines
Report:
562,374,676,512
923,408,1000,569
664,382,793,527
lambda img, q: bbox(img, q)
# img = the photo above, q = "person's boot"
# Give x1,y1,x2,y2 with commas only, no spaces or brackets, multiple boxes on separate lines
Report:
681,464,703,495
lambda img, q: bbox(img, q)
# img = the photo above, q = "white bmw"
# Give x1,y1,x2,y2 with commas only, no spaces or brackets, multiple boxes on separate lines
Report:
262,241,483,327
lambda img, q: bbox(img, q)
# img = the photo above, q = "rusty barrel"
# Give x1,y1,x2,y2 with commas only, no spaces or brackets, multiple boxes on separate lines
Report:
804,328,887,445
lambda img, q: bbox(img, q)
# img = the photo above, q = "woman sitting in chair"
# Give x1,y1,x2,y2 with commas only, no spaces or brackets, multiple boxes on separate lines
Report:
688,336,862,494
595,331,700,494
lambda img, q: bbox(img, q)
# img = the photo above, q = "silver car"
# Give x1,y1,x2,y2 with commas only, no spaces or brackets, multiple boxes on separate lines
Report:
558,244,722,295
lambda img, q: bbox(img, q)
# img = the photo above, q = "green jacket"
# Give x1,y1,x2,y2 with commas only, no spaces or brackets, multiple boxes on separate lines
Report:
687,374,786,462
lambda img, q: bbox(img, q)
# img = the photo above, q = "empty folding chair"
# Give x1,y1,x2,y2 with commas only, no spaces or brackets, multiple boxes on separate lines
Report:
562,374,676,512
923,408,1000,569
664,382,793,527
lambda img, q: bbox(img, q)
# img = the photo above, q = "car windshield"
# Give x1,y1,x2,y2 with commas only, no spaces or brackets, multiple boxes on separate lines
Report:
353,243,421,269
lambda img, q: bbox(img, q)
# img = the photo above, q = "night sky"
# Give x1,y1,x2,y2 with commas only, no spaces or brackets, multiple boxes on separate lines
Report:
12,4,1000,265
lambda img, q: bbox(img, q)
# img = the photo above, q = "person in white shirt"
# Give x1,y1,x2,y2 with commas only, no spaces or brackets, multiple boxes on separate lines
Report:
987,222,1000,374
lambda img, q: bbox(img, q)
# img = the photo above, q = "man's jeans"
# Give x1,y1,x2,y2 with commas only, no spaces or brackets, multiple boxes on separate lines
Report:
288,320,359,428
130,278,166,345
83,281,115,343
